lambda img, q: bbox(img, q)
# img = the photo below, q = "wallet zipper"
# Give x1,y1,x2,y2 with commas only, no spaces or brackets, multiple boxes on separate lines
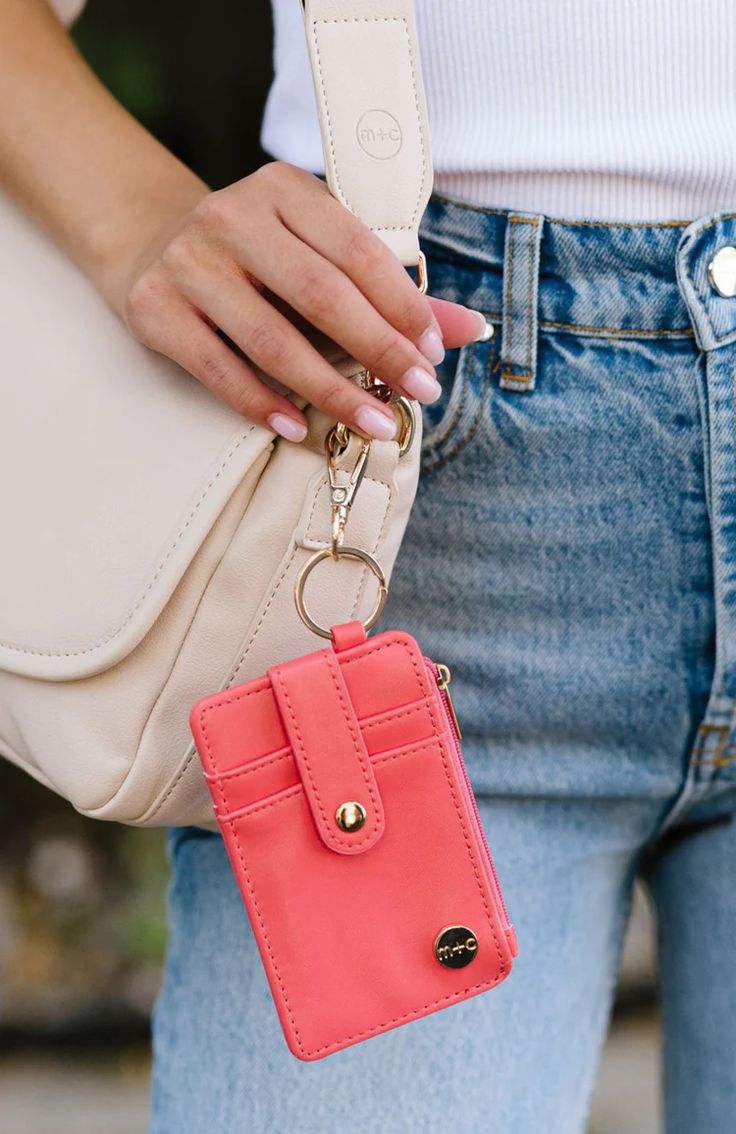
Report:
426,658,513,933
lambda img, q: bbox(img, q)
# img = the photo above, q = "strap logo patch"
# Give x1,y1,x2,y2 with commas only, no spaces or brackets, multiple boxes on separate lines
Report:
356,110,403,160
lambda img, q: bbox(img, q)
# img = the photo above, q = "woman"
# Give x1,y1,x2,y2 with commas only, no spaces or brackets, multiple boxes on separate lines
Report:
3,2,735,1131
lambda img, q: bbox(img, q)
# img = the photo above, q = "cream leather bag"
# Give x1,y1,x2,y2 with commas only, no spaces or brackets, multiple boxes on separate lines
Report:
0,0,432,828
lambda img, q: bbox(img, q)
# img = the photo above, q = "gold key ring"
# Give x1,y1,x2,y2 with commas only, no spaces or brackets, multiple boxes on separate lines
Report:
294,546,388,639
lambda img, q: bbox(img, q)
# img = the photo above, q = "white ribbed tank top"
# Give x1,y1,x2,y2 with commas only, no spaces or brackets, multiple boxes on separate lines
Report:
262,0,736,223
54,1,736,223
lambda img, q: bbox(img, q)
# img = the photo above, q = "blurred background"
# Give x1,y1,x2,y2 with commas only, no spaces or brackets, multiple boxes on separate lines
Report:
0,2,662,1131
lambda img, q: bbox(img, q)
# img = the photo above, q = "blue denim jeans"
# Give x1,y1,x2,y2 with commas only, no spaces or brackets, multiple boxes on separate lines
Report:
150,193,736,1133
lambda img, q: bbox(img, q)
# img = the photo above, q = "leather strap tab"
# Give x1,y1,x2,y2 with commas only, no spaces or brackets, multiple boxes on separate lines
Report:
303,0,433,265
269,647,385,854
331,621,367,652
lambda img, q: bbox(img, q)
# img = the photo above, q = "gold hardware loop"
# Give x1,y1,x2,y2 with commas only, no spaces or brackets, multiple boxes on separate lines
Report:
349,378,416,457
416,250,428,295
393,396,416,455
294,546,388,639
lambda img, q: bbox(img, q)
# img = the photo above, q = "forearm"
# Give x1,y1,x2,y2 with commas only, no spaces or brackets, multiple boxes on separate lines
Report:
0,0,209,311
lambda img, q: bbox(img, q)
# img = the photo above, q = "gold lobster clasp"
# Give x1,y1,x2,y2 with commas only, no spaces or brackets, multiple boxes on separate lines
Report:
324,425,372,556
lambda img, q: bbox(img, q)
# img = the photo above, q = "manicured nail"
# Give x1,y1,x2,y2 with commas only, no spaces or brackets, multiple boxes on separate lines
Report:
417,326,445,365
469,309,494,341
400,365,442,404
354,404,398,441
267,413,308,442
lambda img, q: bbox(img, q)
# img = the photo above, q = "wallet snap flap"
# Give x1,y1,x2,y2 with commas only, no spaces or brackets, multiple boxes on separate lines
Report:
190,628,433,821
269,647,385,854
0,193,368,683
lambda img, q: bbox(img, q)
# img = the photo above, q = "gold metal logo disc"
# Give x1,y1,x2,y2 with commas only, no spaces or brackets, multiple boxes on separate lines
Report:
433,925,479,969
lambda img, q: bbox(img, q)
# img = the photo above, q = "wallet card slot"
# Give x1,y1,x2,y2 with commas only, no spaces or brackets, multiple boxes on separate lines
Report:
215,737,442,823
207,746,297,816
219,780,304,825
339,638,426,718
211,743,291,780
193,678,287,775
359,695,435,756
371,735,442,767
206,696,437,819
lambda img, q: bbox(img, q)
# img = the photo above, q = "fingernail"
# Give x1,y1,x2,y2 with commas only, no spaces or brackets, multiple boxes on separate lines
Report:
417,326,445,365
354,404,398,441
267,412,308,442
400,365,442,404
469,309,494,341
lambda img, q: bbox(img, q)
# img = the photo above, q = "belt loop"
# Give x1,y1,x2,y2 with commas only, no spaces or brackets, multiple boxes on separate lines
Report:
499,212,545,392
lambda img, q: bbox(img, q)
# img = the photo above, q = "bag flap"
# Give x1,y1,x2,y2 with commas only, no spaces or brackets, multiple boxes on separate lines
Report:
0,194,360,682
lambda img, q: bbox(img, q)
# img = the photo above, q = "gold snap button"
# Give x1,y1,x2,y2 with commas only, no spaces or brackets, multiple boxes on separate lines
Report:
434,925,479,969
707,245,736,298
335,801,367,832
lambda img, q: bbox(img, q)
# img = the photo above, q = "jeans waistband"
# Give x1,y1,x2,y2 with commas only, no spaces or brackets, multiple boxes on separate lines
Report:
419,190,736,392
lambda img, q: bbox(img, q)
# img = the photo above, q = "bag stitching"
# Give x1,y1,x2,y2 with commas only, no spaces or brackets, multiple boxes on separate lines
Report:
183,648,410,825
362,698,429,730
304,474,392,544
397,641,501,941
311,17,426,233
0,428,257,658
349,469,396,618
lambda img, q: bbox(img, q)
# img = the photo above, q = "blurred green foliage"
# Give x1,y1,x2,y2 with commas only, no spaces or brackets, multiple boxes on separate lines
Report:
72,0,274,187
74,26,171,124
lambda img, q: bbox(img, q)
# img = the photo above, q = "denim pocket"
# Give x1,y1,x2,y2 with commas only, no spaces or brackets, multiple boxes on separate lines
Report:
420,333,496,472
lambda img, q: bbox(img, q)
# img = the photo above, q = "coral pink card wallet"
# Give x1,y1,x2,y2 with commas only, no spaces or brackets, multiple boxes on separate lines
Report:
190,621,517,1061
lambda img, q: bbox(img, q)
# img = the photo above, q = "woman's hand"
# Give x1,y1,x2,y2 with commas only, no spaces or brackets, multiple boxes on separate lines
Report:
0,2,488,443
120,161,488,442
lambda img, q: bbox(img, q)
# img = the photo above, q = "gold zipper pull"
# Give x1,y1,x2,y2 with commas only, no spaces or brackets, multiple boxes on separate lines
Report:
435,663,463,740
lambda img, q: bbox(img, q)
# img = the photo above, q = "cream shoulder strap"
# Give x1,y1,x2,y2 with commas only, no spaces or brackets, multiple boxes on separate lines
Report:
303,0,433,264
